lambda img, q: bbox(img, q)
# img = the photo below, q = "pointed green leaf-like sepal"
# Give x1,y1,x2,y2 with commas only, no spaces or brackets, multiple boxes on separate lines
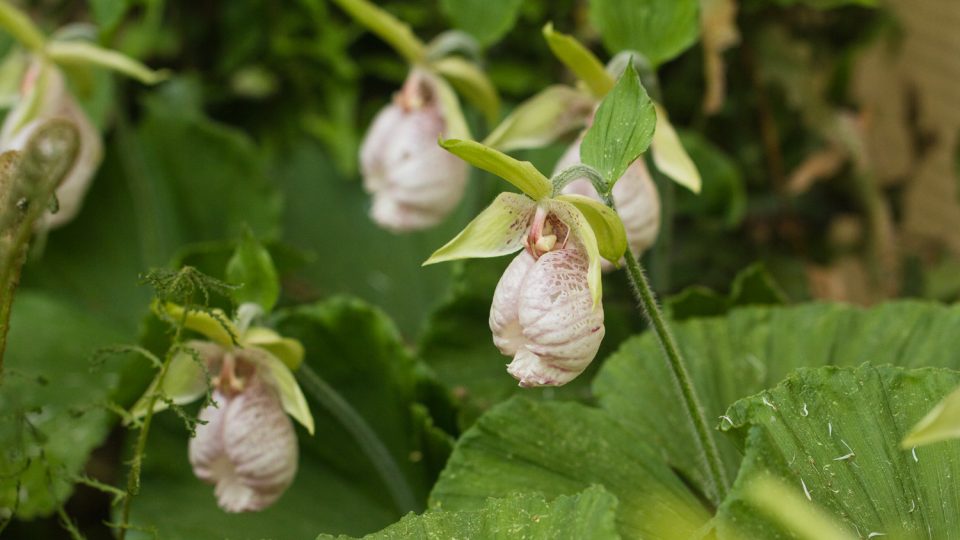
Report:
440,138,551,200
130,343,220,419
0,2,46,51
251,349,315,435
243,327,305,371
580,63,656,189
903,384,960,448
652,103,701,193
329,0,425,63
483,85,593,152
555,194,627,265
542,23,614,98
153,301,238,346
425,192,536,265
431,56,500,125
547,200,603,306
45,41,169,84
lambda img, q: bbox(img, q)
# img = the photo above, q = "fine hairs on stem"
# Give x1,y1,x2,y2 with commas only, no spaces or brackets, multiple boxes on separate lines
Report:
606,182,730,505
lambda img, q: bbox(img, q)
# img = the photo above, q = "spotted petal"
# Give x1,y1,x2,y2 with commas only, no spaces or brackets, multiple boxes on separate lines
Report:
546,199,603,306
424,192,536,265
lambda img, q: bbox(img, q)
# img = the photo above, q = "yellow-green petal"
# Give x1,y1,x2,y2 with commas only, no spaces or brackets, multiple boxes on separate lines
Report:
652,103,701,193
425,192,536,265
902,384,960,448
431,72,471,141
251,349,315,435
129,342,219,419
153,300,238,346
243,326,305,371
483,85,593,152
554,193,627,265
542,23,614,98
431,56,500,125
547,199,603,306
45,41,170,85
439,138,551,200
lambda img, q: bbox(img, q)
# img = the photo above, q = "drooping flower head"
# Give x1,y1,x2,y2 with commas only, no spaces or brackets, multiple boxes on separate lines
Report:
333,0,501,232
131,302,313,513
360,69,469,232
424,139,627,387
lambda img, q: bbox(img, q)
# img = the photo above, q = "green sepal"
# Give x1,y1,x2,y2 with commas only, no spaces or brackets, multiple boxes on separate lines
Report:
329,0,425,63
903,384,960,448
129,343,218,420
431,72,472,141
0,2,46,51
424,192,535,265
243,327,305,371
439,138,551,200
652,103,701,193
542,23,614,98
483,85,593,152
152,300,238,346
554,194,627,265
431,56,500,125
44,41,169,84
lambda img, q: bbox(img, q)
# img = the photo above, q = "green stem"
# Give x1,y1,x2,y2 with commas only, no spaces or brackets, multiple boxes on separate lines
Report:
117,325,183,540
297,364,418,514
622,244,730,504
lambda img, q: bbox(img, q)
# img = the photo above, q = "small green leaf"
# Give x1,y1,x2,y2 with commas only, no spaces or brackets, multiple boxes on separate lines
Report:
542,23,614,98
483,85,593,152
547,199,603,305
589,0,700,67
431,56,500,125
439,0,524,46
439,138,551,199
580,64,656,189
329,0,425,63
226,230,281,312
322,486,620,539
554,194,627,265
45,41,170,85
651,104,701,193
424,192,535,265
903,385,960,447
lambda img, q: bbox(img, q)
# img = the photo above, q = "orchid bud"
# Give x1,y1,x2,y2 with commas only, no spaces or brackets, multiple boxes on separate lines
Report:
0,60,103,229
489,242,605,387
189,365,298,513
555,138,660,268
359,69,468,232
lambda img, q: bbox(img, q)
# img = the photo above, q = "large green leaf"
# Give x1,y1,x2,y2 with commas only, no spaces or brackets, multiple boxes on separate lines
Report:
428,397,711,538
589,0,700,67
129,297,455,538
321,486,619,540
718,365,960,538
594,301,960,506
0,292,132,518
438,0,524,46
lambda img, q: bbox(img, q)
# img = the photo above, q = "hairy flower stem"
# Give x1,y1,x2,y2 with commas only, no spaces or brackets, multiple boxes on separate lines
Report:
620,217,730,504
297,364,418,513
117,325,182,540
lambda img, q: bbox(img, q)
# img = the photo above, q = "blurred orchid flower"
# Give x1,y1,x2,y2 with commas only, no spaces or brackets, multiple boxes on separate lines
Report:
131,302,312,512
360,69,469,231
424,139,626,386
0,3,168,229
